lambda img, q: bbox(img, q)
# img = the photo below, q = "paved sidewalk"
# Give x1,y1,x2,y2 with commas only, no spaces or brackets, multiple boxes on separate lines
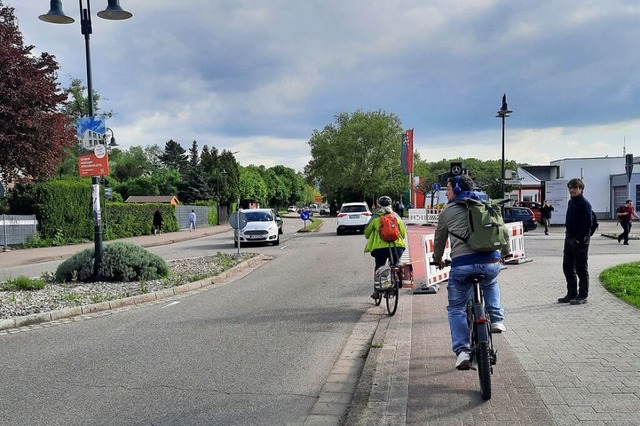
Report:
0,225,231,269
348,220,640,425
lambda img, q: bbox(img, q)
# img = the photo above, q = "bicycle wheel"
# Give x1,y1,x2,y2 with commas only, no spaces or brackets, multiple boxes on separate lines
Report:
374,292,382,306
476,340,492,400
385,274,400,316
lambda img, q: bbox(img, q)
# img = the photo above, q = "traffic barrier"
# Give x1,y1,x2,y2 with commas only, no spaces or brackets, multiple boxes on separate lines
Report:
422,234,451,286
505,221,527,263
421,221,528,285
406,208,442,226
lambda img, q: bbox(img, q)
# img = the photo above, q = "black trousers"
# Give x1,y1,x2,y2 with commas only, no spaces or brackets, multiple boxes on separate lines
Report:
618,221,632,244
371,246,405,270
562,238,589,299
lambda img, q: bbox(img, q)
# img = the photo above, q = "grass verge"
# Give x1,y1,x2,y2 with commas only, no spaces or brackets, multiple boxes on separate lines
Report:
600,262,640,308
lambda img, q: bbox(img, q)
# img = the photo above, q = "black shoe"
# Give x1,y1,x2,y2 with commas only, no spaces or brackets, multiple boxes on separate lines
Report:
569,298,587,305
557,296,573,303
624,242,630,245
618,235,622,243
545,231,549,235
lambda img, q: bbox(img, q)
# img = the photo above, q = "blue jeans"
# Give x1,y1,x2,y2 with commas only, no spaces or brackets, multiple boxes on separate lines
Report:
446,262,504,355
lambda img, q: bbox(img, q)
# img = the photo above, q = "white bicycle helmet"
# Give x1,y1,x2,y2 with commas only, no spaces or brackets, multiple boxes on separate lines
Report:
378,196,392,207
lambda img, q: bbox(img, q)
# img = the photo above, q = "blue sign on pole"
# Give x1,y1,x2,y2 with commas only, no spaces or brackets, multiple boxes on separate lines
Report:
432,183,441,191
300,211,310,221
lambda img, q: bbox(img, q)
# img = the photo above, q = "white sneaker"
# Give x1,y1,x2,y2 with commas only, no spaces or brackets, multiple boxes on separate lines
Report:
491,322,506,333
455,351,471,370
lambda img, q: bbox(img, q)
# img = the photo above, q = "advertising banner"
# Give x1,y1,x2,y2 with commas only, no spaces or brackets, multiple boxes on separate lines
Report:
77,117,109,177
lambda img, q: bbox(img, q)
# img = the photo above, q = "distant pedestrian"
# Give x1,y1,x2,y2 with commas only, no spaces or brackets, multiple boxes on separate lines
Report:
189,210,196,231
558,178,592,305
398,201,405,217
153,210,163,236
617,199,639,245
540,200,554,235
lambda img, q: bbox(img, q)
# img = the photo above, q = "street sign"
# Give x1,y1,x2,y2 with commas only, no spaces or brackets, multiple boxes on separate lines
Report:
432,183,441,191
300,211,310,221
503,179,521,185
625,153,634,182
229,211,247,229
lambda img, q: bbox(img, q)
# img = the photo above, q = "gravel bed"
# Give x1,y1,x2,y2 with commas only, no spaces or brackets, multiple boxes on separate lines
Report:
0,253,255,320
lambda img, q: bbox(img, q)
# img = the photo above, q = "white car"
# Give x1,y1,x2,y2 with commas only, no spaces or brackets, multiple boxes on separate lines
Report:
287,206,297,212
336,202,372,235
234,209,280,246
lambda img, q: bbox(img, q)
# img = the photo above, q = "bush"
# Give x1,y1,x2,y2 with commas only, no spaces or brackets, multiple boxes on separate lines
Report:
1,275,46,291
55,242,169,283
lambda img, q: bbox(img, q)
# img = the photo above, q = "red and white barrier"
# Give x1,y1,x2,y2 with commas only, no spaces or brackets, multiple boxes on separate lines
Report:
504,222,527,263
422,221,528,285
422,234,451,286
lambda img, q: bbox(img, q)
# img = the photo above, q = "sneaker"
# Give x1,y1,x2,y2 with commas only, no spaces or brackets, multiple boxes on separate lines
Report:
491,322,506,333
370,291,380,300
570,297,587,305
455,352,471,370
557,296,574,303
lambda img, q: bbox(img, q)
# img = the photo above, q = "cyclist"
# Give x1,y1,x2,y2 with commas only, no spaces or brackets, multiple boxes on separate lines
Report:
364,196,407,300
432,175,510,370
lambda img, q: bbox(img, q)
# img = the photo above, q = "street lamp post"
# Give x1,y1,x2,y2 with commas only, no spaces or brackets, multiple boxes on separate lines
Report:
39,0,132,279
496,94,512,199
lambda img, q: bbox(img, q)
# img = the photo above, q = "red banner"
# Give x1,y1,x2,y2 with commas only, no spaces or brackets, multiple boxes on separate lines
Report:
401,129,414,174
78,146,110,177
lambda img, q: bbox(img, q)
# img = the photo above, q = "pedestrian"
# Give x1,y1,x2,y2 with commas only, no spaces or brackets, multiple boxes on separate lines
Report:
540,200,554,235
153,209,163,236
189,209,196,231
558,178,592,305
398,200,405,218
616,199,639,245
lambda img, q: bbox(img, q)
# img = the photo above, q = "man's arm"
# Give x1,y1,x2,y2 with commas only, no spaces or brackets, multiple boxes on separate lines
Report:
432,211,448,263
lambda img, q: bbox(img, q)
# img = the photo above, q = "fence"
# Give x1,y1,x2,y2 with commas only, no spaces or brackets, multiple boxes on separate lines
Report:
0,215,38,248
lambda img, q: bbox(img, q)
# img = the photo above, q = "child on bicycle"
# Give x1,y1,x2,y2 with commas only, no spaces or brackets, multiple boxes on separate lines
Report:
432,175,510,370
364,196,407,300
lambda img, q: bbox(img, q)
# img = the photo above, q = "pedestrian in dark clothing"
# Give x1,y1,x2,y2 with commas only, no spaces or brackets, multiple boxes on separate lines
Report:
558,178,592,305
541,200,555,235
153,210,163,236
616,199,639,245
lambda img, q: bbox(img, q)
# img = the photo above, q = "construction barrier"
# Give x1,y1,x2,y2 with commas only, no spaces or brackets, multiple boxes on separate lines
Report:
405,208,442,226
422,221,528,285
422,234,451,286
399,242,413,288
504,221,527,263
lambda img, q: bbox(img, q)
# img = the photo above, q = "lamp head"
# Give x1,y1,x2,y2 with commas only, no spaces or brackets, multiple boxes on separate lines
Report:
108,136,118,147
97,0,133,20
496,93,513,117
39,0,75,24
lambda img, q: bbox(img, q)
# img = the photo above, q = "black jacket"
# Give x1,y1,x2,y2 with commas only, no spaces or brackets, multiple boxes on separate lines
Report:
565,193,592,241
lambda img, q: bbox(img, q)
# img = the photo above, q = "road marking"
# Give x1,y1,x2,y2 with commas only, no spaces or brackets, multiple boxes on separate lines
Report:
161,301,180,308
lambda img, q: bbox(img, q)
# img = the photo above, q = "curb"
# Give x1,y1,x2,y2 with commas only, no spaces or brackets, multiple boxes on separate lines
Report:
0,254,269,331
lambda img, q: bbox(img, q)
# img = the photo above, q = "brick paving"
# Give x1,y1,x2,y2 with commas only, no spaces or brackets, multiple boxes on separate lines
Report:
348,221,640,425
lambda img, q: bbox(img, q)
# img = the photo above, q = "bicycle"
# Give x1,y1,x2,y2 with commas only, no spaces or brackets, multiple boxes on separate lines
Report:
432,259,497,400
373,244,402,316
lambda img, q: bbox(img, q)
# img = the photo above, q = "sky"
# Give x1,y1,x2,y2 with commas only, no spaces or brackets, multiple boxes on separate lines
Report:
6,1,640,174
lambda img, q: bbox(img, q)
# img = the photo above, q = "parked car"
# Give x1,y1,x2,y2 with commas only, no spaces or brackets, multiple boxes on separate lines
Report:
502,206,537,232
319,205,331,216
287,206,297,212
517,201,542,222
336,202,372,235
234,208,281,246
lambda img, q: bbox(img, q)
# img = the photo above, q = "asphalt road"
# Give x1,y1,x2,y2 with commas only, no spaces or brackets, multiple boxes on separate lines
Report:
0,217,375,425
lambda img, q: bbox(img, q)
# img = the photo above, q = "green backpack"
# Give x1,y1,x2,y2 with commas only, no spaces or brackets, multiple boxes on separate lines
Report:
449,198,510,252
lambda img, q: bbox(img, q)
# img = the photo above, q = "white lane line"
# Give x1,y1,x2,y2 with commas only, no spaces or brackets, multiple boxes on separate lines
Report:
162,301,180,308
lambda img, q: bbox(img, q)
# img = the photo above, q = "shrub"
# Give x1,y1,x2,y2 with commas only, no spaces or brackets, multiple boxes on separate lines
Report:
1,275,46,291
55,242,169,283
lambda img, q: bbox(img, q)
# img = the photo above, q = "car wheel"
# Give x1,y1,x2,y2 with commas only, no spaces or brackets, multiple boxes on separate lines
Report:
273,235,280,246
279,227,283,235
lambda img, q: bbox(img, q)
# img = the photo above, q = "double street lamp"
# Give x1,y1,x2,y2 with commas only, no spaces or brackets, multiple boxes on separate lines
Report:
496,94,513,198
39,0,132,278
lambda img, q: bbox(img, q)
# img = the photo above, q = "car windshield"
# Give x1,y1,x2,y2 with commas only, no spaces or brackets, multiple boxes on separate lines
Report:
244,212,273,222
341,205,368,213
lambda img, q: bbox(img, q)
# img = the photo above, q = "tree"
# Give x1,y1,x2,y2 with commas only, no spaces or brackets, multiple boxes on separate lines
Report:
305,110,405,206
158,139,188,172
61,78,112,120
0,2,75,183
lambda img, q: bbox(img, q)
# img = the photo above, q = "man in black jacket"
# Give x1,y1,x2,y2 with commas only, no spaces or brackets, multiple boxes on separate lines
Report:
558,178,592,305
